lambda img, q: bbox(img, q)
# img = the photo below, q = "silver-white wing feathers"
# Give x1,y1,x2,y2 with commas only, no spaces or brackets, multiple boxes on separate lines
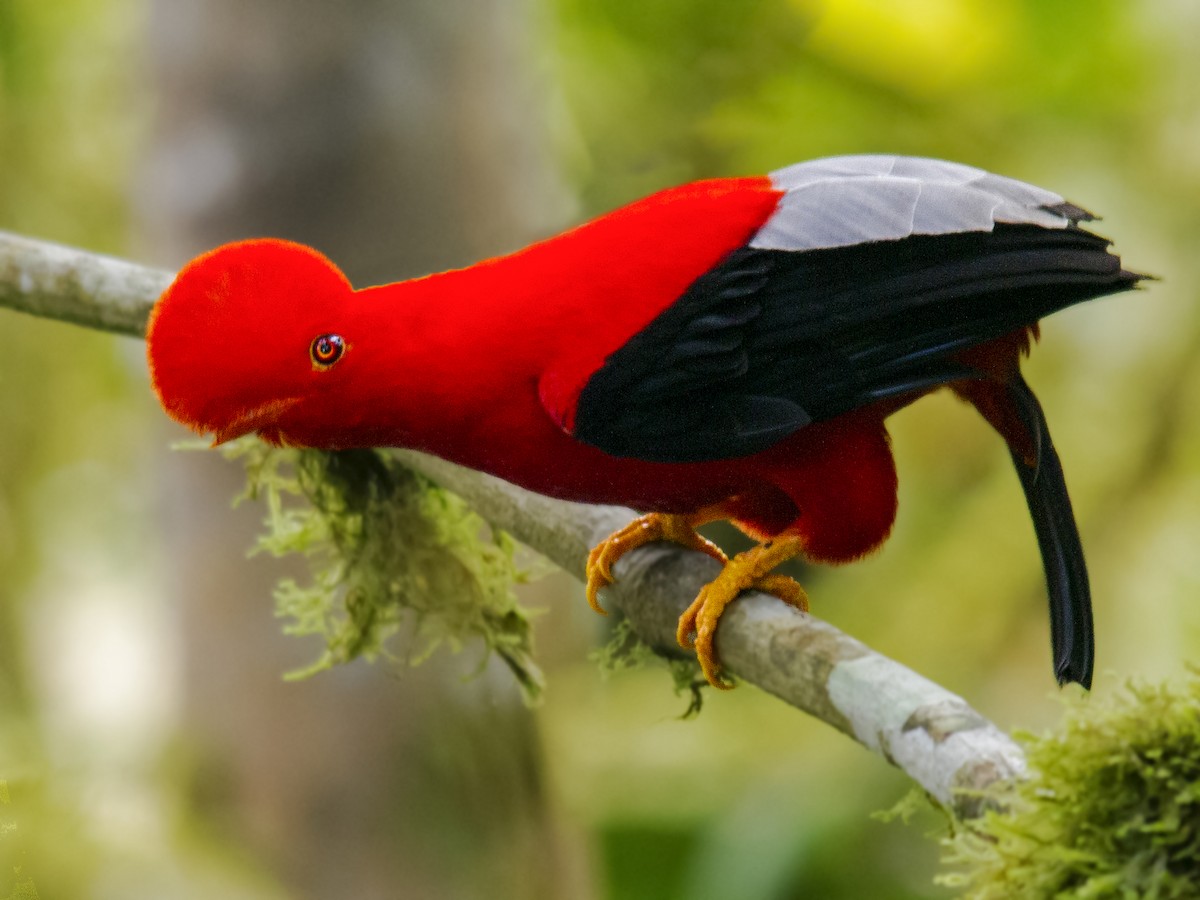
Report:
750,154,1078,252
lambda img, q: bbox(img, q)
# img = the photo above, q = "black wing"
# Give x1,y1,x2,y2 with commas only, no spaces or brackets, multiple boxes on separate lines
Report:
573,224,1140,462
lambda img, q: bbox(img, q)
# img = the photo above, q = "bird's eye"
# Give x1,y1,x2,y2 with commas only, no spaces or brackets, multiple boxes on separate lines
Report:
310,333,345,368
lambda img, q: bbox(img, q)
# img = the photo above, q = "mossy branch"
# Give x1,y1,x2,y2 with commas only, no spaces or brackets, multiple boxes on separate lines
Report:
0,229,1026,818
940,675,1200,898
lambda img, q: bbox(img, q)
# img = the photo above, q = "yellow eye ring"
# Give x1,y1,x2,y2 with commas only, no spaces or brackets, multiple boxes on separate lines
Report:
310,333,345,368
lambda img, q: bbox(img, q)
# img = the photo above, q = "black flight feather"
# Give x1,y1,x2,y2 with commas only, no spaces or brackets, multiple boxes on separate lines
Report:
1006,375,1095,688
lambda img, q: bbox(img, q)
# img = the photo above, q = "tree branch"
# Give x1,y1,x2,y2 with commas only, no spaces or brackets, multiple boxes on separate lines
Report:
0,228,1025,817
0,231,169,336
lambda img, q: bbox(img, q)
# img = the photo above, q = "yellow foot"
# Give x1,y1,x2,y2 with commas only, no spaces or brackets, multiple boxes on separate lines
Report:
585,513,728,614
676,537,808,689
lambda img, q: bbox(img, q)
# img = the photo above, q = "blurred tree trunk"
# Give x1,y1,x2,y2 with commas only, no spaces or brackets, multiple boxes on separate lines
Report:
137,2,585,898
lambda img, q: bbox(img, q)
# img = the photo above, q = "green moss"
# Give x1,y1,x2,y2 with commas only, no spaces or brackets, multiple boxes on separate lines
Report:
940,674,1200,898
591,618,708,716
220,439,543,703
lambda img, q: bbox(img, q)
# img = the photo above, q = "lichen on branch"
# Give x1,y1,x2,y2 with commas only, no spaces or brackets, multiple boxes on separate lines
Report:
221,438,545,703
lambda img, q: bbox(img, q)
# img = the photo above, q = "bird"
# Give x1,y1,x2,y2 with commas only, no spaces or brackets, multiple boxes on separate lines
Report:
146,154,1143,691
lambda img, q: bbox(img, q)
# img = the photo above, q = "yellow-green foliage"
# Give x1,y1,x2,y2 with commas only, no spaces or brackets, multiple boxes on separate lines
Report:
0,781,39,900
941,675,1200,898
223,439,543,703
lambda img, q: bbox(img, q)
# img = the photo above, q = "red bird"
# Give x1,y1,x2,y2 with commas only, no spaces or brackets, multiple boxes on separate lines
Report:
147,155,1142,690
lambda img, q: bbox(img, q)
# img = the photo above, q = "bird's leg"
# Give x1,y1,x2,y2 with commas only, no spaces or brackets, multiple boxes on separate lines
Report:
586,512,728,614
677,536,808,689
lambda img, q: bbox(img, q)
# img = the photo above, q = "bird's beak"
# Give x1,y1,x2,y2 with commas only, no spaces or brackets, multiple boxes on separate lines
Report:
209,397,302,446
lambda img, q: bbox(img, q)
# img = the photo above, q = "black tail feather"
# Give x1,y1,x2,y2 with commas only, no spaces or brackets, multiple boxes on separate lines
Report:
1007,376,1094,688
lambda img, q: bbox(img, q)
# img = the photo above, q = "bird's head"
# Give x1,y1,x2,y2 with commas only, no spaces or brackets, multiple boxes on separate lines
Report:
147,239,357,446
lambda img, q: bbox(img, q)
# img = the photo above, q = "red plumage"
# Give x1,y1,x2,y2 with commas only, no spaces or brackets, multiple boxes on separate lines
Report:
151,178,812,518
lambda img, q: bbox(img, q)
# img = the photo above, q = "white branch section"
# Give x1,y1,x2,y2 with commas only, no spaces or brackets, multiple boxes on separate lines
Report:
0,229,1026,817
0,231,169,336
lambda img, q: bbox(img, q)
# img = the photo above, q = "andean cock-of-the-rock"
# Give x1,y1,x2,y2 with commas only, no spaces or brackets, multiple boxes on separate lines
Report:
147,154,1145,689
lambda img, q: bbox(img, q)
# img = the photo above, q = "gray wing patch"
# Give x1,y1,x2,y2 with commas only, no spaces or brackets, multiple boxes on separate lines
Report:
752,154,1083,252
749,178,924,251
770,154,984,185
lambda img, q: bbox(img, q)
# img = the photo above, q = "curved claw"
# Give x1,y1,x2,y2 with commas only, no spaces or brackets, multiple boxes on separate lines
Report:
585,513,728,616
584,542,616,614
676,538,808,689
677,584,736,690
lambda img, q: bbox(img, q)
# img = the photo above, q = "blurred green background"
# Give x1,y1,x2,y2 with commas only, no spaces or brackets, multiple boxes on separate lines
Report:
1,0,1196,897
